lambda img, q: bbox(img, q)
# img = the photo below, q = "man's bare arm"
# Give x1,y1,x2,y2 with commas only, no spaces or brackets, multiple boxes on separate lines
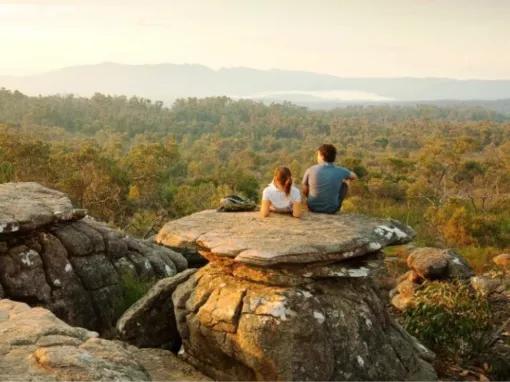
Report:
302,184,309,197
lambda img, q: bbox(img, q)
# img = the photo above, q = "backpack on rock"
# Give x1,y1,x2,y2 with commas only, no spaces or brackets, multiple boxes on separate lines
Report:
217,195,257,212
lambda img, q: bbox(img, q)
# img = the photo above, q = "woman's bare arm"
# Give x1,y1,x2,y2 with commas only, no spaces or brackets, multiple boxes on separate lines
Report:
260,200,271,217
292,202,302,218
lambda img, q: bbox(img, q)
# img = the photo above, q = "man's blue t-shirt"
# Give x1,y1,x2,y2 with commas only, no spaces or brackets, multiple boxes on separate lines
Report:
302,163,351,213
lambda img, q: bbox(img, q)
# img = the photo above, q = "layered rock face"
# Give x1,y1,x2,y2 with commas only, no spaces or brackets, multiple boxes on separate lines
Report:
157,210,437,381
0,299,209,381
0,182,187,335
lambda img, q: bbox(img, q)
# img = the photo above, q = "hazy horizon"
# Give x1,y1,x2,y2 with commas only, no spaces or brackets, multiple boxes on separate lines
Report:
1,0,509,80
3,61,510,82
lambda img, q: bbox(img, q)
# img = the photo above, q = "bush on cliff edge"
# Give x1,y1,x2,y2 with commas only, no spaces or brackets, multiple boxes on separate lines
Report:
403,280,491,358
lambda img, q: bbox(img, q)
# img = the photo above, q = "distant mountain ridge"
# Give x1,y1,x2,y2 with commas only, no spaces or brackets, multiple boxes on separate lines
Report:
1,62,510,106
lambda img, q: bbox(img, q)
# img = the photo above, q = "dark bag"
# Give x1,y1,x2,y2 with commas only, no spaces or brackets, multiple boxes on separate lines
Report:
217,195,257,212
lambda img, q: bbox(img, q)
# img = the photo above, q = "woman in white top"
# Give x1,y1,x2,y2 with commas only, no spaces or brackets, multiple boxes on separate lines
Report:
260,166,302,218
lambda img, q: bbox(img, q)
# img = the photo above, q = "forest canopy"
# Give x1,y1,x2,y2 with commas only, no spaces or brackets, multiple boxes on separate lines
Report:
0,88,509,270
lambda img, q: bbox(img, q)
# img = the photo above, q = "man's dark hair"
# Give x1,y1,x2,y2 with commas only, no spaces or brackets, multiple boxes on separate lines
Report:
318,144,337,163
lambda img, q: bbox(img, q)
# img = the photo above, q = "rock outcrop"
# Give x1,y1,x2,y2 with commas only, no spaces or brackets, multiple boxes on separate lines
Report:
391,247,474,310
406,247,473,280
157,210,437,381
116,268,197,349
0,299,209,381
0,182,188,335
493,253,510,268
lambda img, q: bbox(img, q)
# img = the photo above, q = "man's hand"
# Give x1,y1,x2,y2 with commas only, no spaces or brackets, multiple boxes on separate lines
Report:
347,171,358,181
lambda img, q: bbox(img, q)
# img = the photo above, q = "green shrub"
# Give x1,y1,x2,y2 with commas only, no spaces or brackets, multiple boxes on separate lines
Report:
403,280,491,358
116,273,155,315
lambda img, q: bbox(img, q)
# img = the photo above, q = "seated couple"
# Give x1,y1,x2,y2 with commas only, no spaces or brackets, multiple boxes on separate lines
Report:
260,144,357,218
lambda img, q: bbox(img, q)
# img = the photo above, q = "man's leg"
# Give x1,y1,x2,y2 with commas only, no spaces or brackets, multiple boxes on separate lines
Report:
337,182,349,212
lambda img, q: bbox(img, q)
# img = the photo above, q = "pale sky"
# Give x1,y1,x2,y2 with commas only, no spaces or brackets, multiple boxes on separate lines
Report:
0,0,509,79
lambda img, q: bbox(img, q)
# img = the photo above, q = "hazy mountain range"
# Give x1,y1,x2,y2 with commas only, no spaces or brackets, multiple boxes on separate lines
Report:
1,63,510,108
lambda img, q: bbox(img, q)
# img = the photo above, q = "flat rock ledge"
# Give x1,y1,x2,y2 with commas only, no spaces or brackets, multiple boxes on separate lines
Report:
156,210,415,266
0,182,86,234
0,299,209,381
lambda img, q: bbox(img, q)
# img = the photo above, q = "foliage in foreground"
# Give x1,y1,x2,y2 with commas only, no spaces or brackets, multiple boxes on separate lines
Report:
403,280,492,358
117,273,155,314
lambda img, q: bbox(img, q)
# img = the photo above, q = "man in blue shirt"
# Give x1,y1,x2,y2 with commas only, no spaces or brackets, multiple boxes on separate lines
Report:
302,144,357,213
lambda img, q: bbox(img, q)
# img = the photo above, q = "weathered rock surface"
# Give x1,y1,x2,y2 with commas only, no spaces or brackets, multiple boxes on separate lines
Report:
163,211,436,381
391,247,474,311
174,264,436,381
493,253,510,268
132,347,212,381
390,279,420,310
0,182,86,233
0,182,188,335
0,298,147,381
407,248,449,279
117,269,197,348
445,250,475,279
0,299,209,381
470,275,502,296
407,247,473,280
157,210,415,266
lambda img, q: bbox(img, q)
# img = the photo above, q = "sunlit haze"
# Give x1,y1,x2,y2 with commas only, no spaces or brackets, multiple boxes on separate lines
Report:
0,0,509,79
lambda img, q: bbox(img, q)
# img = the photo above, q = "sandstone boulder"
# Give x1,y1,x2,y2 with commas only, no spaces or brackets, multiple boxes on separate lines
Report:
470,276,502,296
398,270,422,284
162,211,436,381
174,263,436,381
407,247,473,280
117,268,197,348
493,253,510,268
0,299,209,381
0,298,148,381
390,279,420,310
407,248,449,279
445,250,474,279
0,182,188,335
391,248,473,311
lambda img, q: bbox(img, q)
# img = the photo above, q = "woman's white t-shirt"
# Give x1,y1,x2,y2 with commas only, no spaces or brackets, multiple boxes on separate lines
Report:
262,182,301,212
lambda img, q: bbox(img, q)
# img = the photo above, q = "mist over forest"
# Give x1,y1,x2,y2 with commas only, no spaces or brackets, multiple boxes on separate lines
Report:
2,63,510,109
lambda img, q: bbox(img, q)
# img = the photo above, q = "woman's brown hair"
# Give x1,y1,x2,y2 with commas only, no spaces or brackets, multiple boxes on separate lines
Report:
273,166,292,196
